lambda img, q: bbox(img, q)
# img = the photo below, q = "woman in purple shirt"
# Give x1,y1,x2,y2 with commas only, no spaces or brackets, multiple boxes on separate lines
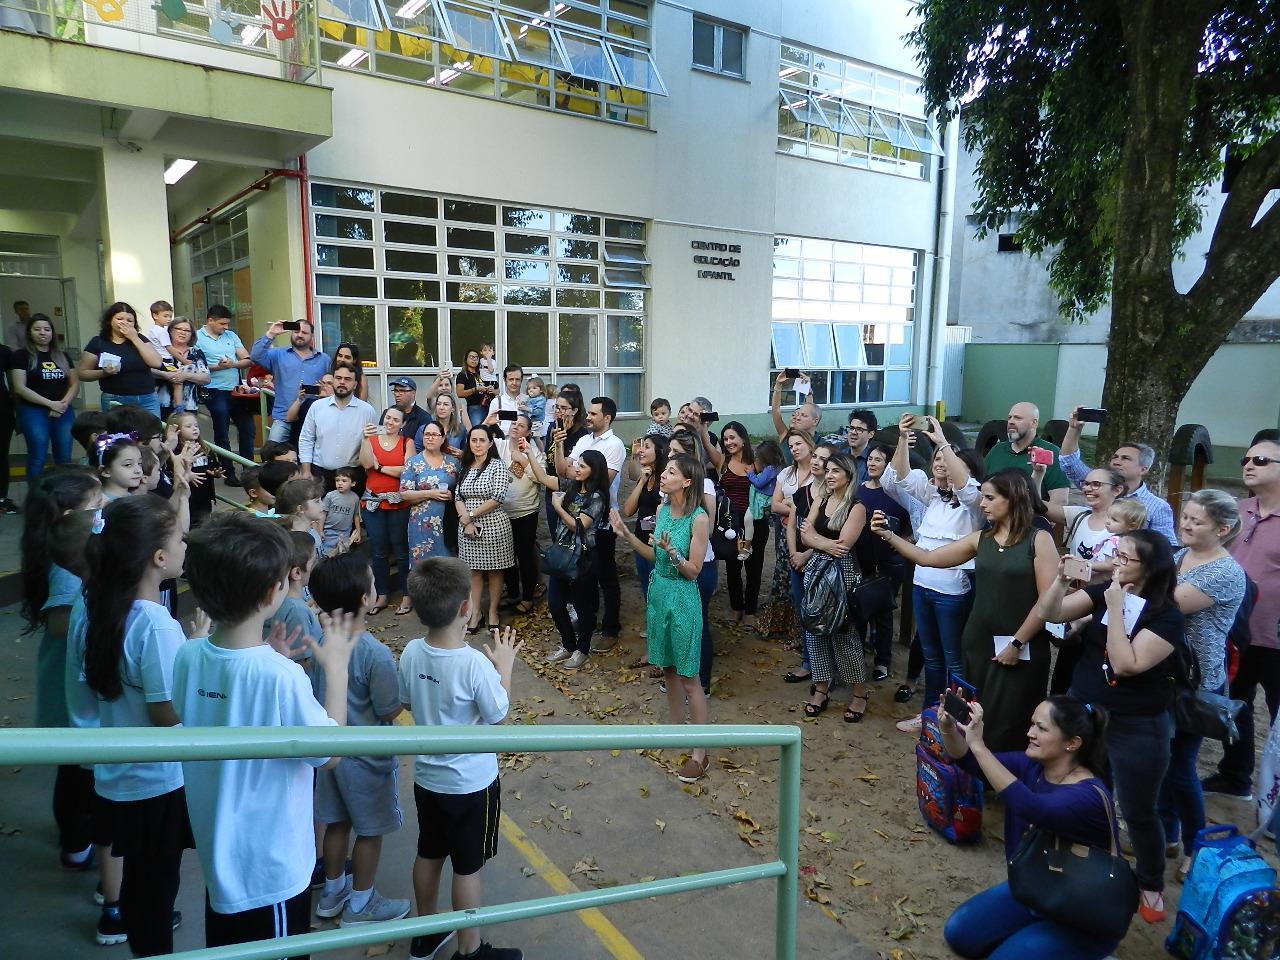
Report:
941,695,1123,960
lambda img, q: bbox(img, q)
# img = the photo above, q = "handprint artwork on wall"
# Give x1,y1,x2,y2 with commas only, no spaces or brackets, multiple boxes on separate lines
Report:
261,0,296,40
154,0,186,21
87,0,126,22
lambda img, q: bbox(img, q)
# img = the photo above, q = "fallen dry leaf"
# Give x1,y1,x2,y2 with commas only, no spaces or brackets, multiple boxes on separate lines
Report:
655,819,666,833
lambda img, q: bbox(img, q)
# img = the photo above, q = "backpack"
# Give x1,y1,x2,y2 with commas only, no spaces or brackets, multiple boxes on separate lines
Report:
1226,576,1259,684
798,554,849,636
915,707,983,844
1166,825,1279,960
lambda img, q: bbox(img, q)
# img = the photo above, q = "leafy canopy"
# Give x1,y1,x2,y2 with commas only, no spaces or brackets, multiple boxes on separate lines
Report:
910,1,1280,319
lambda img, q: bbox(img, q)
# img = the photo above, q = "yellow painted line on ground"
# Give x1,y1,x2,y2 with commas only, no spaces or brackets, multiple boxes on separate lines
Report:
498,813,645,960
393,713,645,959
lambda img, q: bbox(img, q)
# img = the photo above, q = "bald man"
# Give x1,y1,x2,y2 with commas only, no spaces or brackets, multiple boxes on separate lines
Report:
770,371,822,447
983,401,1070,505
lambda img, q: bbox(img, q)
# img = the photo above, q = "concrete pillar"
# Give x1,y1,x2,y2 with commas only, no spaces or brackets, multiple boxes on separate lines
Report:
99,144,172,319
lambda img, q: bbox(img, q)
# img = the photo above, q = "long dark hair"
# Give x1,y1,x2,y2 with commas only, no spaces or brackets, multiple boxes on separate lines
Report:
558,388,586,431
1044,695,1110,777
84,497,180,701
25,314,70,372
98,301,138,339
334,341,363,382
641,434,670,490
458,424,499,490
720,420,754,466
563,449,609,503
20,470,102,630
1124,528,1178,618
981,468,1035,547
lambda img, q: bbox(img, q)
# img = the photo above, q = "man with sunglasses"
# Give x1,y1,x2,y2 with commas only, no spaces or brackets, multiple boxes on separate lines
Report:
1203,440,1280,801
1058,406,1177,544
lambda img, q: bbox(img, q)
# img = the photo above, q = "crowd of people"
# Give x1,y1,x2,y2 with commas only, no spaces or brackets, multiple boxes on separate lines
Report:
10,302,1280,960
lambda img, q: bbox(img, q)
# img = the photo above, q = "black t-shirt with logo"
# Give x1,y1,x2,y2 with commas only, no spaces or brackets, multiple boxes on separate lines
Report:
9,349,69,402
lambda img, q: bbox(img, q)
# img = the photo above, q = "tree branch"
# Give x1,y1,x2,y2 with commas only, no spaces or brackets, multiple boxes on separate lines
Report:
1188,184,1280,336
1202,133,1280,266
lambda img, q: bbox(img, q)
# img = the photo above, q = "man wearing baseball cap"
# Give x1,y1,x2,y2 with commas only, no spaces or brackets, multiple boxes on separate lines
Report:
389,376,431,441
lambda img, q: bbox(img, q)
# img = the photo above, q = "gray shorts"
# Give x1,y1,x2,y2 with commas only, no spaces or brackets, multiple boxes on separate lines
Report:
314,760,403,837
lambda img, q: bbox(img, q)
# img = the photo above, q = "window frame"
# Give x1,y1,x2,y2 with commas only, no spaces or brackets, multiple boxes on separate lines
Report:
690,15,746,79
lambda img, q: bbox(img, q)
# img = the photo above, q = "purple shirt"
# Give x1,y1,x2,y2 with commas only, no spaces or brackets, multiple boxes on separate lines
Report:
1232,497,1280,651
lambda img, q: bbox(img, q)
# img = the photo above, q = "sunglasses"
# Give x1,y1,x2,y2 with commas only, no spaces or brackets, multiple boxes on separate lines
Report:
1241,455,1278,467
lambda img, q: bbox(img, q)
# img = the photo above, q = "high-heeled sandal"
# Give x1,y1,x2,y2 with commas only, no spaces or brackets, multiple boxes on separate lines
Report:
802,692,830,717
843,695,868,723
1138,890,1166,924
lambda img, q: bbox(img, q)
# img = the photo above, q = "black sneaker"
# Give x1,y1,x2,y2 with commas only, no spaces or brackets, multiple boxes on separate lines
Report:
893,683,916,704
1200,774,1252,801
172,910,182,931
455,943,523,960
410,930,455,959
97,905,127,946
60,844,96,871
0,499,21,515
872,665,890,682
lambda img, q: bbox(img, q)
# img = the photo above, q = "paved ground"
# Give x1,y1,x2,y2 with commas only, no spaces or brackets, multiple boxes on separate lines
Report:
0,602,870,960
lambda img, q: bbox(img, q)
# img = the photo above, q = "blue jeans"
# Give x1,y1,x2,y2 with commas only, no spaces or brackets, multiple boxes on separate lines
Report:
202,388,256,473
1102,710,1172,890
945,882,1119,960
915,585,972,711
697,560,718,689
17,403,73,480
362,507,410,598
789,567,810,672
101,391,161,417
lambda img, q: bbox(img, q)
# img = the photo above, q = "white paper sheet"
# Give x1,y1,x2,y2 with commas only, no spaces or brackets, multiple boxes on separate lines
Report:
993,635,1031,661
1100,593,1147,636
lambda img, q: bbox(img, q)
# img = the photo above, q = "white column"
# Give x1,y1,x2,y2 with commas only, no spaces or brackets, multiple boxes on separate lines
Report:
99,144,173,315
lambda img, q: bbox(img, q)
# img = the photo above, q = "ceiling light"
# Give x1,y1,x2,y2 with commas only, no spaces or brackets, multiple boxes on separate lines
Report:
396,0,428,17
163,159,197,185
336,48,370,67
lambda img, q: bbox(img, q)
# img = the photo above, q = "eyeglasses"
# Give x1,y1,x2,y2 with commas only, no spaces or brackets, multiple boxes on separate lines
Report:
847,425,871,433
1080,480,1107,489
1113,553,1137,566
1241,456,1278,467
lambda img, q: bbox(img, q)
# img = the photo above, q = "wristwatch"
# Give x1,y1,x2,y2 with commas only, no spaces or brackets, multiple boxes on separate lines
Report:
1010,639,1024,650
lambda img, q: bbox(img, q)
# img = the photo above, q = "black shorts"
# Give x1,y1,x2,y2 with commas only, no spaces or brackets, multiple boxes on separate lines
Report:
106,787,195,859
205,887,311,958
414,778,500,876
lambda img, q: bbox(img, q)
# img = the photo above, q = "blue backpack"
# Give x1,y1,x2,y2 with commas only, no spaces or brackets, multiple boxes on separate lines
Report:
1166,825,1280,960
915,707,983,844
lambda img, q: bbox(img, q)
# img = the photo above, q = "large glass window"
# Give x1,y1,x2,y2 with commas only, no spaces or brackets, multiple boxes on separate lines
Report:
771,236,917,406
319,0,662,128
777,41,941,179
312,181,647,413
692,16,745,78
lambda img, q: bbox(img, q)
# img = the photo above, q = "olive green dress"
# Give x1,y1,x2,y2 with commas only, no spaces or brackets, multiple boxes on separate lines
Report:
646,505,706,679
961,534,1052,753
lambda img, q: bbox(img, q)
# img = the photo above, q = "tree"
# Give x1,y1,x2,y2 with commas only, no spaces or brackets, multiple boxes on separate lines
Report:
911,1,1280,486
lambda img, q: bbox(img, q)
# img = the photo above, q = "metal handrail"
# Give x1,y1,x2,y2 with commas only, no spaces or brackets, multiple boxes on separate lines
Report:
0,724,802,960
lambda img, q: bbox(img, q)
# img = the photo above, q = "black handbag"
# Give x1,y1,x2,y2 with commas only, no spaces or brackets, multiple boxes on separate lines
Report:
851,575,896,622
541,517,585,581
709,487,742,561
1173,635,1246,742
1007,783,1138,942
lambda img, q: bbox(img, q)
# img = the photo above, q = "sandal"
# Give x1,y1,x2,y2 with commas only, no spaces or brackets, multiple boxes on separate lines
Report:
803,692,830,717
843,695,868,724
394,602,413,616
893,684,916,704
514,600,536,615
783,669,813,684
647,666,665,680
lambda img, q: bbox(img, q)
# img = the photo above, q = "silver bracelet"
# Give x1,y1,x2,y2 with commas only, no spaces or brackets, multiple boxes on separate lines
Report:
669,550,685,565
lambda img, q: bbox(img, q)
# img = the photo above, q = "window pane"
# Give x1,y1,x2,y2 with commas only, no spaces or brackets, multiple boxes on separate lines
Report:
503,285,552,306
558,238,599,260
383,277,441,302
503,16,569,70
556,288,600,308
387,0,449,40
802,322,835,366
606,314,642,367
506,311,549,367
605,290,644,310
692,17,715,68
832,324,865,367
503,207,551,229
385,249,438,273
442,1,510,59
444,200,498,224
555,212,601,235
317,244,375,269
320,303,376,362
384,221,437,246
316,273,377,298
388,306,439,368
447,255,496,278
862,324,887,365
884,370,911,403
858,370,884,403
721,26,744,75
505,233,550,256
380,192,437,218
504,259,550,282
557,313,597,366
604,218,645,241
602,372,642,413
316,214,374,240
312,184,375,211
608,42,666,94
445,227,496,251
770,322,803,367
829,370,857,405
449,309,495,366
557,264,599,284
558,30,619,84
445,281,497,304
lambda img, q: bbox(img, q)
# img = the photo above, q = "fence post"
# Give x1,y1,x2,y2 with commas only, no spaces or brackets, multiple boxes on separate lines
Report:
775,734,801,960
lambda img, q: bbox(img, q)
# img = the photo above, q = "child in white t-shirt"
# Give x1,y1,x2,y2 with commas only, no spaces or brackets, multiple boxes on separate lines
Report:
173,512,358,950
1092,498,1148,571
478,343,499,388
398,557,523,960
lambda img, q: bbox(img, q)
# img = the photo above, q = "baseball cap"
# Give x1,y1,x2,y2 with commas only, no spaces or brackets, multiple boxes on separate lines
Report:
389,376,418,391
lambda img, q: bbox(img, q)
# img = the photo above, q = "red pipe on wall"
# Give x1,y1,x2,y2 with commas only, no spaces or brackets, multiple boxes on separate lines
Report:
296,153,313,330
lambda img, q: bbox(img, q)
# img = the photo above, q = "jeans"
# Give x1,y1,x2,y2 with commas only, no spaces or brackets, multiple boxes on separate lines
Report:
17,403,74,480
100,391,161,417
503,510,540,603
697,560,718,689
790,567,810,672
0,400,13,499
362,507,410,598
635,553,654,604
1101,710,1173,890
595,528,622,636
724,518,769,614
945,882,1119,960
203,388,256,474
1159,726,1208,856
915,585,973,710
548,555,598,655
267,419,292,443
1216,645,1280,790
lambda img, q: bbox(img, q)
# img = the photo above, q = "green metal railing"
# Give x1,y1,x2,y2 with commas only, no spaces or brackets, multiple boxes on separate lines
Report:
199,439,254,511
0,724,801,959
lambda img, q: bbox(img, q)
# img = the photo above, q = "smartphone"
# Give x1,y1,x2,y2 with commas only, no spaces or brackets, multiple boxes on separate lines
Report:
281,320,301,332
784,367,800,380
943,690,973,726
1076,407,1108,424
699,411,719,424
498,410,518,422
1028,446,1055,467
1063,556,1091,582
302,383,320,396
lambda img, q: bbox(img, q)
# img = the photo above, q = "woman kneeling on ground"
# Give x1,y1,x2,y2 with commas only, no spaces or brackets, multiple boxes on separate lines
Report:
942,696,1122,959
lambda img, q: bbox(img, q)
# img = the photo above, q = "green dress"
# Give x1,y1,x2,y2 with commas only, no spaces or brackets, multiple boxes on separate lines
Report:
961,533,1052,753
646,504,706,679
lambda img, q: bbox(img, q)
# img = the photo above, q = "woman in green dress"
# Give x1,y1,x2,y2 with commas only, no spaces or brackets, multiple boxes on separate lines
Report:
871,469,1059,752
611,454,713,784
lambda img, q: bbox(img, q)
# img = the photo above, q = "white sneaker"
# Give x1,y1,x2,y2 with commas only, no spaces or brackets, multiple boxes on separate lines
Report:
895,714,922,733
315,875,351,918
563,651,589,670
545,647,571,664
339,889,411,927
